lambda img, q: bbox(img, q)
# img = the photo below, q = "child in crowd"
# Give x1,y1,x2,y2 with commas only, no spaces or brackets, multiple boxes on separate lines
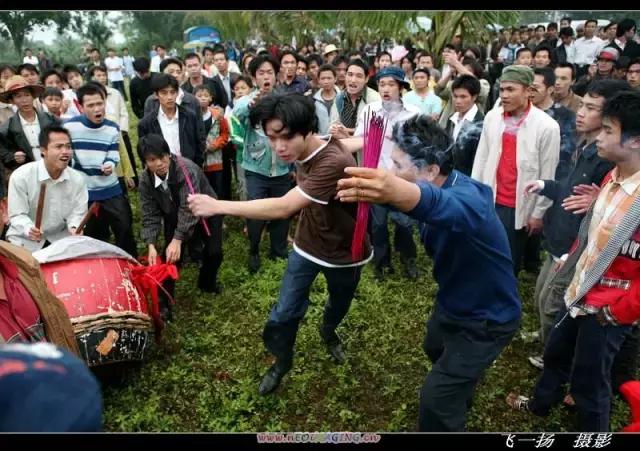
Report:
194,84,230,197
41,87,63,118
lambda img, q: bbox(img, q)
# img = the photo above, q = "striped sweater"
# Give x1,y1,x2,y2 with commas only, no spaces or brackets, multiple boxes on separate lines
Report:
63,115,122,201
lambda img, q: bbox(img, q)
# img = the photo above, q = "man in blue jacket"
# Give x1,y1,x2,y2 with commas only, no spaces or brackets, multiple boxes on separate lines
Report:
336,115,522,431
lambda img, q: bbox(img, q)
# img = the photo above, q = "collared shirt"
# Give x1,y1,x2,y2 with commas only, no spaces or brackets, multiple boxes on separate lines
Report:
6,160,88,252
354,99,421,170
450,104,479,142
104,56,124,82
219,72,232,102
18,113,41,161
157,107,180,156
615,38,626,52
176,88,185,106
565,167,640,316
573,36,606,66
154,173,169,191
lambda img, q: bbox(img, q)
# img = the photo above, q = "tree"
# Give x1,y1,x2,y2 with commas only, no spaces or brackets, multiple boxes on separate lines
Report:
120,12,187,57
0,11,70,56
69,11,115,53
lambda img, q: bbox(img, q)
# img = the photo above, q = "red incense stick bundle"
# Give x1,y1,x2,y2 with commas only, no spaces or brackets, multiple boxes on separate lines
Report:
351,111,387,261
177,156,211,237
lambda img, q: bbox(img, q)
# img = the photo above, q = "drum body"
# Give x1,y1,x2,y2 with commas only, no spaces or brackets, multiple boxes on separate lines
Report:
40,257,154,367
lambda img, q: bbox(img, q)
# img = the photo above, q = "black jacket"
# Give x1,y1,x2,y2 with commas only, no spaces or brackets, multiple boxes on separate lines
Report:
213,72,240,108
137,104,205,167
445,109,484,176
182,76,229,110
0,111,60,170
540,141,614,257
130,74,155,119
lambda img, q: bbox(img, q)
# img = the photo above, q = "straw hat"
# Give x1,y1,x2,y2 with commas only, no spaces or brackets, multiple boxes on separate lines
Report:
323,44,341,56
0,75,44,103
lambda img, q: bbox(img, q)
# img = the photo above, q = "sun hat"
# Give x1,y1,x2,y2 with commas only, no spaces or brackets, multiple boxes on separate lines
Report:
0,75,44,103
322,44,341,56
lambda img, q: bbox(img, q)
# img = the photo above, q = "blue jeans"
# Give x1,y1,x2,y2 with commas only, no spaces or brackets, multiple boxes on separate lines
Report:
245,170,291,257
419,306,519,431
529,305,632,431
262,250,362,362
369,204,417,268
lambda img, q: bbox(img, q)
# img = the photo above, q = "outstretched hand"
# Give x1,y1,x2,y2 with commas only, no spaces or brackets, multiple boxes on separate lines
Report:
336,167,395,204
188,194,219,218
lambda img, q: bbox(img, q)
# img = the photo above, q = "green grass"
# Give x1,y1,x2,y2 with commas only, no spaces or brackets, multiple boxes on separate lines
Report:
100,97,632,432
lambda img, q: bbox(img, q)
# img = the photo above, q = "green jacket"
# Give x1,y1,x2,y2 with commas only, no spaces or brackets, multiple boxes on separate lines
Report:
232,92,290,177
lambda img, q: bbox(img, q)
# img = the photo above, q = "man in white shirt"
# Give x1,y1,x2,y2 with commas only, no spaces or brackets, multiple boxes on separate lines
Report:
104,48,127,101
150,45,168,73
22,49,38,66
7,125,87,252
121,47,135,80
573,19,606,78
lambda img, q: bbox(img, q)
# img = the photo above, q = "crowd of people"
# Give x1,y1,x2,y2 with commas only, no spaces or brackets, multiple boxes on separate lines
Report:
1,15,640,433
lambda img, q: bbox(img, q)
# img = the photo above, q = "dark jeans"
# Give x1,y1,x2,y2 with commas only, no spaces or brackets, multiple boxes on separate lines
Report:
528,305,631,432
262,250,362,364
221,143,236,201
495,204,527,275
370,203,417,269
111,80,127,101
419,306,519,431
121,131,138,185
205,170,224,200
84,195,138,258
523,233,542,272
160,218,224,312
245,170,290,258
611,325,640,394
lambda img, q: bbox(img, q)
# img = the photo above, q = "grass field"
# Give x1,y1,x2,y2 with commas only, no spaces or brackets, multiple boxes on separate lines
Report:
100,95,632,432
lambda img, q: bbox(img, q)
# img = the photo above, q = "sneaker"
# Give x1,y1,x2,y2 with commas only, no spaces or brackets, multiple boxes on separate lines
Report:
528,354,544,370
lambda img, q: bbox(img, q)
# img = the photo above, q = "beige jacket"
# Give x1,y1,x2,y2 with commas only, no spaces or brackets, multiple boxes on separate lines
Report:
105,87,134,178
471,104,561,230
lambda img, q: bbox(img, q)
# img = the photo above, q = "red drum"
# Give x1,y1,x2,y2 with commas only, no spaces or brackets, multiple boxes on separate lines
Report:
35,237,154,367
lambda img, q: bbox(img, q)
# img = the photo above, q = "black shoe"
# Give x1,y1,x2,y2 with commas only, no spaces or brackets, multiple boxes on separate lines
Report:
402,258,419,280
249,253,261,273
326,341,346,365
160,307,173,323
374,264,393,281
258,361,290,395
199,282,222,294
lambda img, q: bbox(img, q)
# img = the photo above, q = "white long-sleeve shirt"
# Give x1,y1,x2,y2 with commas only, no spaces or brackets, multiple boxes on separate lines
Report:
573,36,606,66
7,160,88,252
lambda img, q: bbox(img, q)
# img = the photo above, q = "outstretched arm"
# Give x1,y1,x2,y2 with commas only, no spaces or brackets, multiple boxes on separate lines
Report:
188,185,312,220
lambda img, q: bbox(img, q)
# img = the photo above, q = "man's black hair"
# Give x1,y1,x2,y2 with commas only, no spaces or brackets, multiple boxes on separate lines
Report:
107,47,115,53
249,92,318,137
534,67,556,88
139,133,171,160
547,22,558,31
533,44,553,58
561,16,572,24
212,46,227,58
76,82,105,105
0,64,16,76
347,58,369,76
443,43,458,52
202,46,215,55
585,19,598,28
604,22,617,32
151,73,179,92
318,64,337,77
42,86,63,99
559,27,574,38
516,47,532,59
451,74,481,97
392,115,454,175
297,55,308,68
248,54,280,77
378,51,392,60
160,58,183,73
461,57,485,79
88,65,107,77
17,63,39,75
586,79,632,100
90,47,100,54
184,52,201,63
307,53,323,67
626,57,640,70
535,25,546,32
133,57,151,73
41,69,63,85
554,62,576,80
25,48,32,53
156,45,166,51
39,125,72,148
333,55,349,67
617,18,637,38
62,64,82,79
279,50,298,63
122,47,129,52
602,90,640,140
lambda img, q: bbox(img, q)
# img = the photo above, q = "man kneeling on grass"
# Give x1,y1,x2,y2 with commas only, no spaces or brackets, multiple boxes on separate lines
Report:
188,93,372,395
335,115,522,431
